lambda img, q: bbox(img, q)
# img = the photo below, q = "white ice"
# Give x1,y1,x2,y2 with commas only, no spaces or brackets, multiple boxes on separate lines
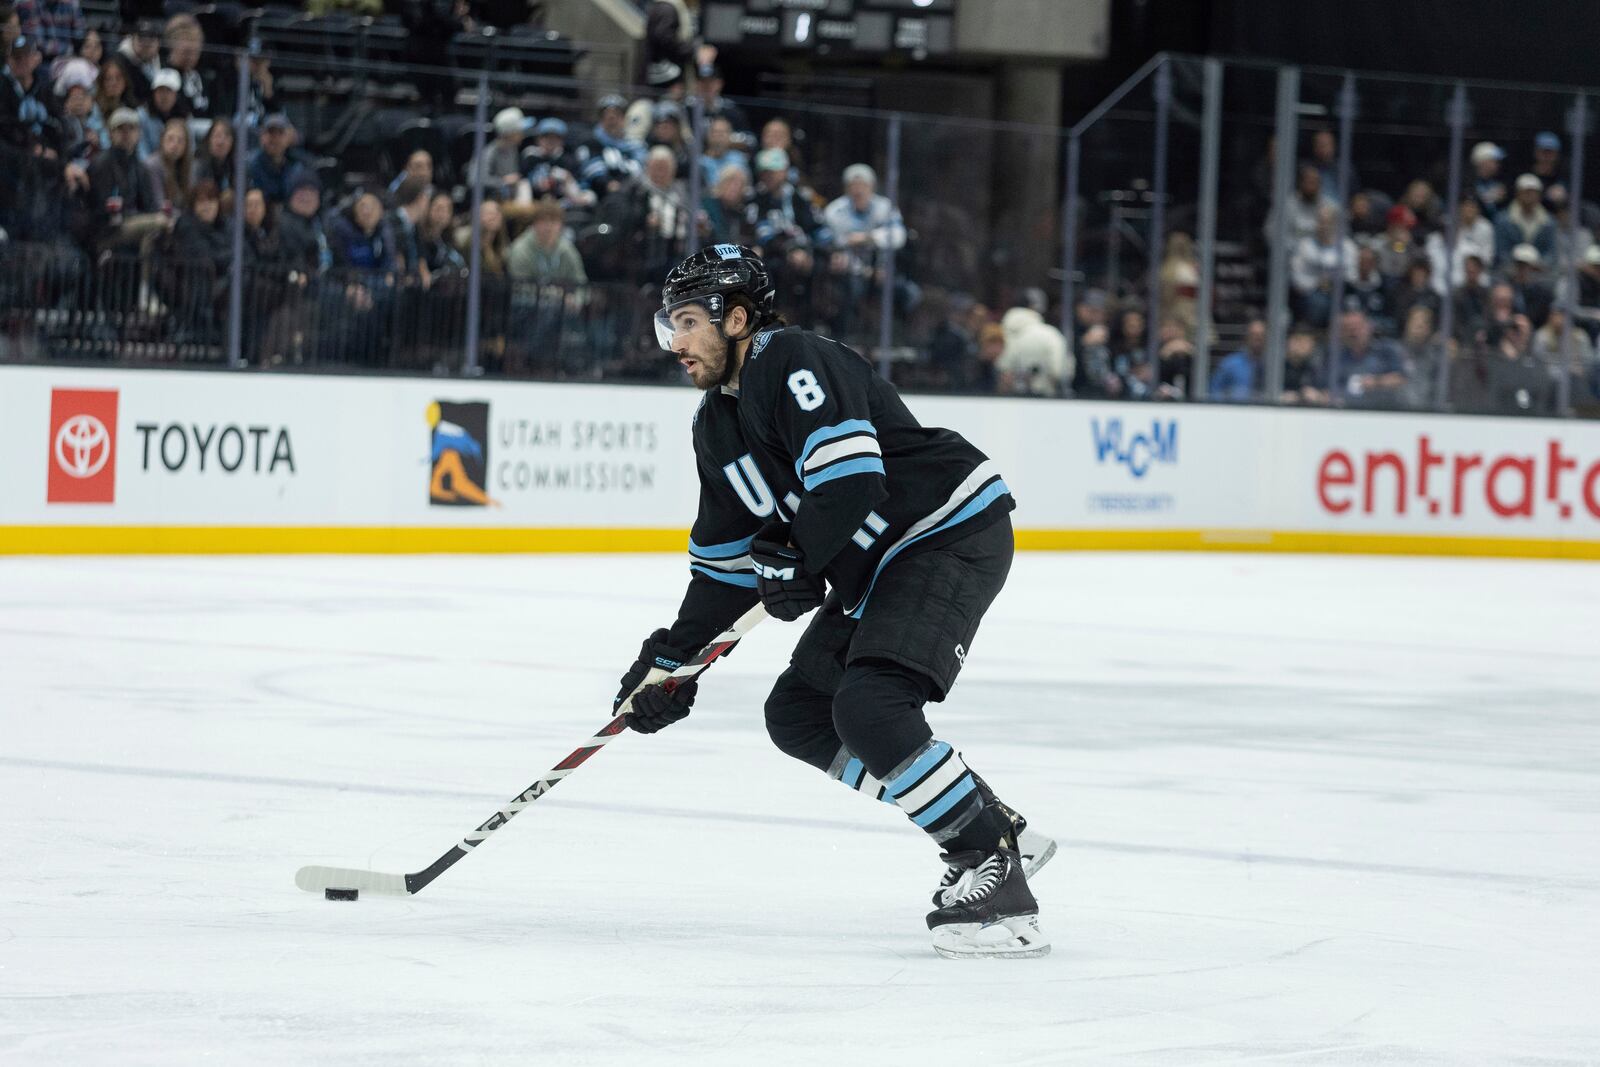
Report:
2,551,1598,1065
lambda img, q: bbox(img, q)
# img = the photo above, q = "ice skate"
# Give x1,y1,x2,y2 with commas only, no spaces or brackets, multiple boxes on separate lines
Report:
931,779,1057,907
926,847,1049,959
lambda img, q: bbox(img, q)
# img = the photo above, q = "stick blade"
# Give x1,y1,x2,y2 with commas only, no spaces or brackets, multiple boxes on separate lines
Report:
295,865,411,896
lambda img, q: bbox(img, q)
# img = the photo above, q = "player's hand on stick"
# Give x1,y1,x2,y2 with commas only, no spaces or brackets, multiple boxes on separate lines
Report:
750,522,826,622
614,628,698,734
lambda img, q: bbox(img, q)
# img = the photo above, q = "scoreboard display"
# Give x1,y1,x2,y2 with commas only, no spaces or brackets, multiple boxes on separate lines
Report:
702,0,956,60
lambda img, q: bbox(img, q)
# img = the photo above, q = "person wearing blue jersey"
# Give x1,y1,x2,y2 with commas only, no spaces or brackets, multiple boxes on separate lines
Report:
610,245,1055,959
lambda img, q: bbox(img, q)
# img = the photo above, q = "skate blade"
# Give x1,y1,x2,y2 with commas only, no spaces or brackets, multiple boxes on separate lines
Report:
1018,830,1058,882
931,915,1051,959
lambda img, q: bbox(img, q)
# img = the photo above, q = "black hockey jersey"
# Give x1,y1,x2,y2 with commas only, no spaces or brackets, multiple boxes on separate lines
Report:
666,326,1014,652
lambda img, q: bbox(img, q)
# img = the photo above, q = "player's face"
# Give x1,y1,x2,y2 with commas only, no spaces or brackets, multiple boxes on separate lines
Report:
658,303,730,390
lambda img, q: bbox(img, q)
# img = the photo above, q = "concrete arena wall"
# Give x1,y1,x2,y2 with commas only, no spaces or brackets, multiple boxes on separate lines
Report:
4,365,1599,559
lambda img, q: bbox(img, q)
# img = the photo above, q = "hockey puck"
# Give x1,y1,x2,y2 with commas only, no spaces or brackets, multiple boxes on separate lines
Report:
325,888,359,901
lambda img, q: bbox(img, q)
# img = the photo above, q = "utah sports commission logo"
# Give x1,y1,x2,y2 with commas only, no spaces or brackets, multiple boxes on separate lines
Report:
47,389,119,504
427,400,497,507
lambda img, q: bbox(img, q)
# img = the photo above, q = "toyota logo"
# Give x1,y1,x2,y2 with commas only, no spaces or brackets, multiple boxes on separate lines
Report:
54,414,111,479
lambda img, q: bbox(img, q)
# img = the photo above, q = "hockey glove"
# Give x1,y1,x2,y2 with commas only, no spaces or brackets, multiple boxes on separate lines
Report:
750,522,826,622
614,628,698,734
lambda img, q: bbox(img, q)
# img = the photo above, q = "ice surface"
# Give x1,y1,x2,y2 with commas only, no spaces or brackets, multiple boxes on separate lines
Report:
3,552,1598,1065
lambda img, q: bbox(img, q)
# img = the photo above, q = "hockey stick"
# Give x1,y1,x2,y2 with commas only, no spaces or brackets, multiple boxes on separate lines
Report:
295,601,768,898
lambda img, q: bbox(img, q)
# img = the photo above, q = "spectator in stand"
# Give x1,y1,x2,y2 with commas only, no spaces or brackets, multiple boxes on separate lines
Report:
276,175,331,276
1347,189,1385,239
54,22,99,76
1155,318,1196,398
1494,174,1556,266
1281,321,1328,405
822,162,908,339
229,53,276,138
698,114,747,190
1210,317,1266,401
1159,231,1201,334
13,0,81,61
1331,307,1408,407
1574,244,1600,327
1398,304,1446,409
701,163,754,245
0,5,17,53
691,64,748,135
1399,179,1441,235
94,54,129,119
973,321,1006,394
1390,257,1441,328
1482,311,1549,414
330,191,396,274
52,54,101,164
421,189,464,272
1109,306,1145,366
760,117,803,179
453,198,509,275
519,118,592,213
639,0,713,91
389,176,430,280
749,146,830,316
241,185,275,264
996,303,1071,397
143,116,191,211
1450,251,1490,342
386,149,433,199
247,113,309,206
1508,243,1554,328
1265,162,1335,245
191,117,233,202
163,177,228,341
1470,141,1507,217
1,35,61,155
1531,306,1597,399
639,143,690,280
1530,131,1563,192
1372,203,1419,279
110,19,160,105
1308,128,1357,196
1071,295,1116,399
87,107,162,249
136,68,187,157
470,107,528,196
162,14,209,118
1547,184,1592,268
508,197,586,285
578,94,645,198
645,100,688,177
1347,243,1393,331
1425,195,1495,291
1291,204,1358,327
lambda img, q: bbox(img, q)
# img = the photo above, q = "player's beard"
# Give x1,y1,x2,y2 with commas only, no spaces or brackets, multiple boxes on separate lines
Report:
688,334,739,391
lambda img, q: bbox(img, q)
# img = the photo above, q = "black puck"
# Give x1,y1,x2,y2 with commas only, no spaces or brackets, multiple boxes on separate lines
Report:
325,887,359,901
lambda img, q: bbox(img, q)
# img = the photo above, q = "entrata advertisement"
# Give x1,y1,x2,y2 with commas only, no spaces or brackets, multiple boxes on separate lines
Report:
47,389,119,504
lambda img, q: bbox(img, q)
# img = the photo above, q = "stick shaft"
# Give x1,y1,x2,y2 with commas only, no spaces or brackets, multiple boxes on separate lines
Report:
399,602,768,894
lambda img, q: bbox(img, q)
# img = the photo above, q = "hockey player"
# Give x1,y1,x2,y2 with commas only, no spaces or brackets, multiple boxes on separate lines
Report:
613,245,1055,958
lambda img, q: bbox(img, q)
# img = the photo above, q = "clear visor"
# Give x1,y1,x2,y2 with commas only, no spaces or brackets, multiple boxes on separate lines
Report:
653,302,722,352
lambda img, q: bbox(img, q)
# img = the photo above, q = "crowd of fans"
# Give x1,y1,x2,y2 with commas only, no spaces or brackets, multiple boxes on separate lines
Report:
1,2,1597,413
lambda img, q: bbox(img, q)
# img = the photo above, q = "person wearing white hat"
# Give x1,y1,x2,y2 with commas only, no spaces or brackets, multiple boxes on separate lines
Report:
52,54,104,162
137,66,187,157
1494,173,1556,266
1470,140,1507,215
465,106,529,193
88,106,164,247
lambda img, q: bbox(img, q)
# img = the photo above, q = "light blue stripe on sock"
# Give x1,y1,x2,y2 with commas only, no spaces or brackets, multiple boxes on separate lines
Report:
884,741,952,799
911,774,977,828
842,757,865,790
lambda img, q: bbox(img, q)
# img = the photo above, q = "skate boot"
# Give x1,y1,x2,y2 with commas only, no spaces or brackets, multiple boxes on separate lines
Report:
926,847,1050,959
931,776,1056,907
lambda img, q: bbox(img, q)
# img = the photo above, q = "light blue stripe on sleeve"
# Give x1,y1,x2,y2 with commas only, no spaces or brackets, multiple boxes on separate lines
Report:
796,418,877,477
884,741,953,799
690,563,759,587
911,774,977,827
689,533,756,560
802,456,885,492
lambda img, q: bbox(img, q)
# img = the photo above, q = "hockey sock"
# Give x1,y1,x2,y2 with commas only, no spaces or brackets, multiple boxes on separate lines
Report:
827,747,892,802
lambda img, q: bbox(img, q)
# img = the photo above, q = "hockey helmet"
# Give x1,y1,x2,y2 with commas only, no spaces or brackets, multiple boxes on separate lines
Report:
654,244,774,350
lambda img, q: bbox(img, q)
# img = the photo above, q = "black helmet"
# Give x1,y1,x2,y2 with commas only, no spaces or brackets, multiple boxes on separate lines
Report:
658,244,774,338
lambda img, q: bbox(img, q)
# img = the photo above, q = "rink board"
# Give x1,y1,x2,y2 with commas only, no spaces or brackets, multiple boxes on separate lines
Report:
3,365,1599,558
